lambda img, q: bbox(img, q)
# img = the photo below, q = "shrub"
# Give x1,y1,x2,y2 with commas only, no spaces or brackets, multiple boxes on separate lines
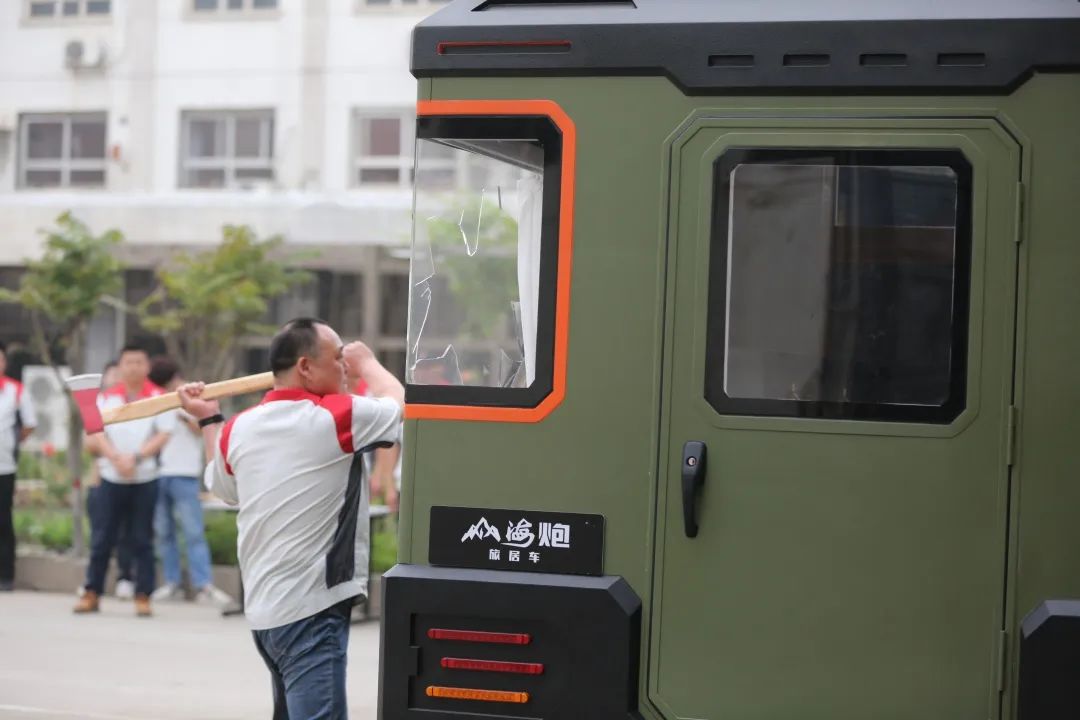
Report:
203,510,239,566
13,509,80,551
371,528,398,574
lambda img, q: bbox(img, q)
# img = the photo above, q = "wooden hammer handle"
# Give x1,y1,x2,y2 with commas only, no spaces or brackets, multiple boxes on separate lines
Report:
100,372,275,427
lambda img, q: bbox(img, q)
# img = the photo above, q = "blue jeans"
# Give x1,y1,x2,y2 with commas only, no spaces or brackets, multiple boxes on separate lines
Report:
85,479,157,596
154,476,212,589
252,607,351,720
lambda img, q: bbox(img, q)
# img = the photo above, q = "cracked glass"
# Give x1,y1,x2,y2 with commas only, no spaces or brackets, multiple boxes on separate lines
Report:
407,137,544,389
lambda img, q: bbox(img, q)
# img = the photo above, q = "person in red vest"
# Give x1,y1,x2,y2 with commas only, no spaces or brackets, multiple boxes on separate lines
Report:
0,342,36,591
74,344,172,616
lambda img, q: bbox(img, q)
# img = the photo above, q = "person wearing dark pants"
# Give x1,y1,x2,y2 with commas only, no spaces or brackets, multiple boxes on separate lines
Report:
0,474,19,590
84,477,158,605
0,342,37,591
80,361,136,599
74,345,171,616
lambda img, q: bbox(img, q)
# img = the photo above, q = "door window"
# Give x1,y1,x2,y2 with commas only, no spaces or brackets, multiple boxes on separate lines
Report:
705,149,972,422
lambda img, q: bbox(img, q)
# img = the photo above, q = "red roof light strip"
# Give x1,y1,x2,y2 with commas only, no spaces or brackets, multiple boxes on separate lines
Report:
427,628,532,645
436,40,572,55
441,657,545,675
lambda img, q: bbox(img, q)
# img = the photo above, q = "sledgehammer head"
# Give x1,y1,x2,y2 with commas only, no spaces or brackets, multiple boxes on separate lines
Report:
66,373,104,434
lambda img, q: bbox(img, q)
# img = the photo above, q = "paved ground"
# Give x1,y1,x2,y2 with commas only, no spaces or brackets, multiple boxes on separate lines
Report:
0,591,380,719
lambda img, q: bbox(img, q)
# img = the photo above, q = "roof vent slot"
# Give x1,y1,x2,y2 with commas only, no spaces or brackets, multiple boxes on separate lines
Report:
937,52,986,67
708,54,754,68
783,53,830,67
860,53,908,67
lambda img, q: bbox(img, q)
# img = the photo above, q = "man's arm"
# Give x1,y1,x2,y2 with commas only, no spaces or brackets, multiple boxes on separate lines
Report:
176,382,237,505
17,391,36,442
344,342,404,411
137,431,171,461
85,431,136,480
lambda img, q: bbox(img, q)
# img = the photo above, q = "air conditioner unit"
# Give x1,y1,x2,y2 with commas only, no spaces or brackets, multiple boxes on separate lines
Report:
64,39,107,72
21,365,72,452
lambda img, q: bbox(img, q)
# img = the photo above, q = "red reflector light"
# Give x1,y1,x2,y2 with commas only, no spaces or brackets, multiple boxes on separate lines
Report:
436,40,572,55
441,657,545,675
426,686,530,704
427,628,531,645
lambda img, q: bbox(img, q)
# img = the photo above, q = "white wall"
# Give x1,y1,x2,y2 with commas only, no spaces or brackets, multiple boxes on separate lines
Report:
0,0,434,265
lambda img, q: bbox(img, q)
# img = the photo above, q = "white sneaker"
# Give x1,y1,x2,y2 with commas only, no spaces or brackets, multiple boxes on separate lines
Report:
194,584,234,608
151,584,183,602
114,579,135,599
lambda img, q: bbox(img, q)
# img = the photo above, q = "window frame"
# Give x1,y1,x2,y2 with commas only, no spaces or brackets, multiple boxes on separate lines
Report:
18,112,108,190
351,111,415,188
404,100,576,423
24,0,111,22
355,0,451,12
179,109,275,190
187,0,280,19
704,147,973,424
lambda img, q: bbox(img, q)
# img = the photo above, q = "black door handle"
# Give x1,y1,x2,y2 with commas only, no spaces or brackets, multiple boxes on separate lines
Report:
682,441,707,538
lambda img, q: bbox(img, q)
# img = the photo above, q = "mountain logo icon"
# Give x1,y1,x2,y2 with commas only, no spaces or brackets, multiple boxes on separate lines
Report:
461,517,502,543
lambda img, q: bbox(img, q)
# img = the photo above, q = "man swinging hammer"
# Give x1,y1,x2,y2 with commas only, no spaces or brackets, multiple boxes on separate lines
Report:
177,318,403,720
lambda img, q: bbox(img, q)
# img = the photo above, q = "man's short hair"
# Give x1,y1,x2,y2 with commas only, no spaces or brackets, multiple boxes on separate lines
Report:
119,343,148,358
149,356,181,388
269,318,329,375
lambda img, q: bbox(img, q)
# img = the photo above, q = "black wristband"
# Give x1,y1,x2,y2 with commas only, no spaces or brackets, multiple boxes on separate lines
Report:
198,414,225,428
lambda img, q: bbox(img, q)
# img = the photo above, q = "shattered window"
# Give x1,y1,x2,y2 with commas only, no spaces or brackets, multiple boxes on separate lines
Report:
407,137,545,389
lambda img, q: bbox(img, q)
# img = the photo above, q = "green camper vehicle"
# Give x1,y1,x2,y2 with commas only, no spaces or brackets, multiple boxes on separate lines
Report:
378,2,1080,718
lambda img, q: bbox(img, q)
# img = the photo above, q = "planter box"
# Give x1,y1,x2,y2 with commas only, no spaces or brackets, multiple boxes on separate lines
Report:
14,547,239,603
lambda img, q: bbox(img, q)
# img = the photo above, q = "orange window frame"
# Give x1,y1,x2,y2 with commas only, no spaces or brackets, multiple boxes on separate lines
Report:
405,99,576,423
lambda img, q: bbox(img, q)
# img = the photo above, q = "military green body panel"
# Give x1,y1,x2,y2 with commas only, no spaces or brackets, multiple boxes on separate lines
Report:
653,117,1017,719
399,73,1080,718
997,74,1080,716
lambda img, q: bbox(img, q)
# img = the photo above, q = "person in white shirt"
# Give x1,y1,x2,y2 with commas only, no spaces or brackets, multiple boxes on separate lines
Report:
74,345,172,617
178,318,403,720
148,356,232,606
0,342,36,591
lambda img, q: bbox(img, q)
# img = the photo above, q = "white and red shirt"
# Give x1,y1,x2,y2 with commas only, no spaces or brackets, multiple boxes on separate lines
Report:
0,376,37,476
205,388,402,630
156,409,205,479
97,381,169,483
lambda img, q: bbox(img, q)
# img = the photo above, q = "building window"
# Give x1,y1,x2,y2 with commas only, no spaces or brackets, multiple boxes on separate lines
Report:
357,0,450,9
180,110,274,189
352,113,415,187
18,113,107,189
26,0,111,18
192,0,277,11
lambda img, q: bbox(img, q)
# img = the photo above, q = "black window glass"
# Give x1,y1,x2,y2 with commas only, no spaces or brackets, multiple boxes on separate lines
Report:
705,149,972,423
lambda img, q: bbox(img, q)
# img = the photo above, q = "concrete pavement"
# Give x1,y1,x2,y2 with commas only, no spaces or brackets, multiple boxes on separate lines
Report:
0,591,380,719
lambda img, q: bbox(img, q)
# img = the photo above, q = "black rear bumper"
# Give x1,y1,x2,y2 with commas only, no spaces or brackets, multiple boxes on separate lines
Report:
379,564,642,719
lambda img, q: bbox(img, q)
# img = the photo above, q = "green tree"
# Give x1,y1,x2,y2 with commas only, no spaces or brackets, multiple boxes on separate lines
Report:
136,225,311,382
0,212,125,555
425,199,519,340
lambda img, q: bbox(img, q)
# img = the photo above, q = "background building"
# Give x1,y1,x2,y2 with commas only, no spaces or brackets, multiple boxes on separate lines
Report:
0,0,450,379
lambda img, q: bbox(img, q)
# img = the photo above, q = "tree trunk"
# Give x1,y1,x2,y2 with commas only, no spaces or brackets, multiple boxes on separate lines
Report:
66,326,86,557
29,312,86,555
68,401,85,557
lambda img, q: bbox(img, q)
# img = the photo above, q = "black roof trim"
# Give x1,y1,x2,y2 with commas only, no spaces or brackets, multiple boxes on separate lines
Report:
412,0,1080,94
